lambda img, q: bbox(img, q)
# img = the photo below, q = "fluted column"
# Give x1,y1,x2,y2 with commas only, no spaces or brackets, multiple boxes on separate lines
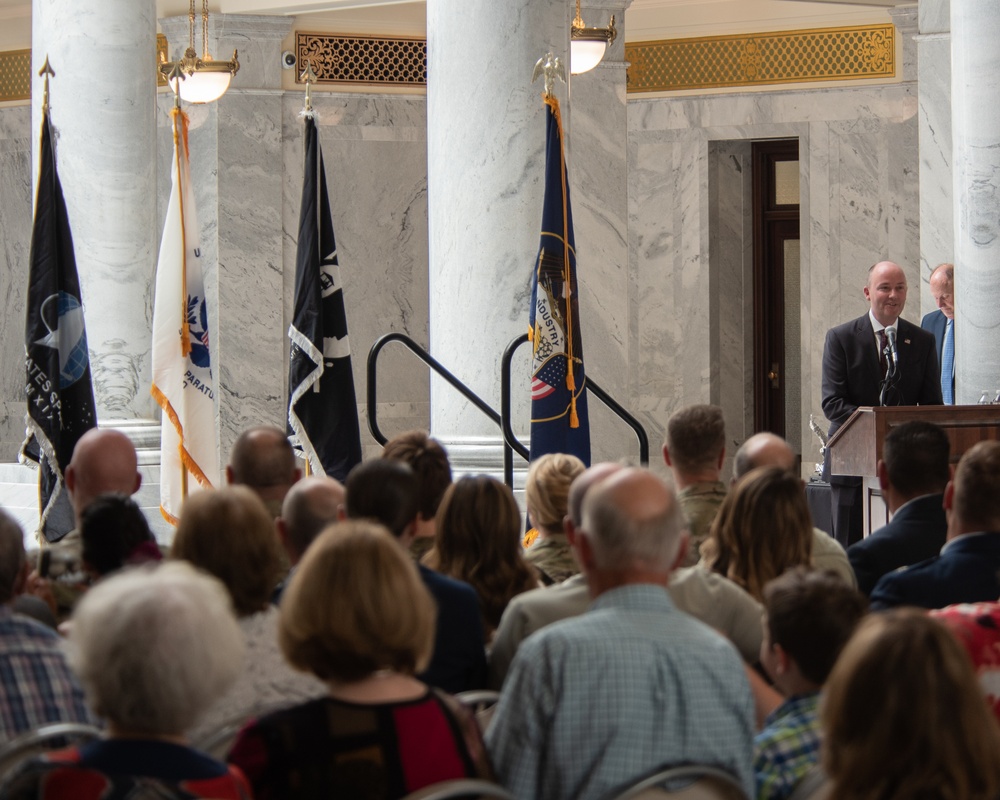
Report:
31,0,158,421
951,0,1000,403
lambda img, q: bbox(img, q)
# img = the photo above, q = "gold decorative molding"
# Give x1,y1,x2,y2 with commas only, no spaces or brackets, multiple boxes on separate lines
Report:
0,49,31,102
1,36,170,102
626,24,895,93
296,31,427,87
156,34,168,88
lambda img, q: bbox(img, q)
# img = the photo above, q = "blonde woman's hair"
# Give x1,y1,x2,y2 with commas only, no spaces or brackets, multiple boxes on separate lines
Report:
525,453,586,533
700,466,812,600
822,609,1000,800
280,520,435,682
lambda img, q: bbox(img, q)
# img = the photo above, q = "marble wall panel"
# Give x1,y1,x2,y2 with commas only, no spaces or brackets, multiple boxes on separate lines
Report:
629,83,918,475
0,106,31,459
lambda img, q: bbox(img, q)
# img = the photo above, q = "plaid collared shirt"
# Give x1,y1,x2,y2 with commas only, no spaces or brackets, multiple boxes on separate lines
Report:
753,692,821,800
0,606,95,742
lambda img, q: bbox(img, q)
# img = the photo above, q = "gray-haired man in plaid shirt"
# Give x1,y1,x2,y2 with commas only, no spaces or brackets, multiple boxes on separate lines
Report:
486,467,754,800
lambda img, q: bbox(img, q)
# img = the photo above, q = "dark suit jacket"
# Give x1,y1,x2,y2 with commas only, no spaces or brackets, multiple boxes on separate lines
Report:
847,493,947,595
921,309,952,398
822,313,942,437
869,532,1000,610
417,564,488,694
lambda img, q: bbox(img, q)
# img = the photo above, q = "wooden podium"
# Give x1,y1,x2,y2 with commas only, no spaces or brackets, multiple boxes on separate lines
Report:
827,405,1000,536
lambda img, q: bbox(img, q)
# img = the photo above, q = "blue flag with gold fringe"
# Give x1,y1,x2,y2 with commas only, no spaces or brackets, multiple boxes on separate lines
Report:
528,94,590,466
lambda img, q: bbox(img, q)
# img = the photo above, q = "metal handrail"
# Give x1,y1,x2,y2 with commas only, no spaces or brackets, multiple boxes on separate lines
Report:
366,333,528,488
366,332,650,492
502,333,650,466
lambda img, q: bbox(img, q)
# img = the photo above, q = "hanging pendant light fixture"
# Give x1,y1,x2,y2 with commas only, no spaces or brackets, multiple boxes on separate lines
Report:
570,0,617,75
159,0,239,104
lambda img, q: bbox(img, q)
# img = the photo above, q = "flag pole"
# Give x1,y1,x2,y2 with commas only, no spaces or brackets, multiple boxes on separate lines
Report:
300,57,317,483
38,56,55,117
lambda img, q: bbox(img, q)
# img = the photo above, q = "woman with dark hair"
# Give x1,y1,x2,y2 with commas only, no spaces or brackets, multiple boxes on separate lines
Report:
227,521,493,799
79,492,161,579
700,466,813,601
822,609,1000,800
424,475,539,637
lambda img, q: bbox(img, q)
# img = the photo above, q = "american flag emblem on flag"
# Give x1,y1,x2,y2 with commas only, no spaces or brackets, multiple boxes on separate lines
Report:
531,356,565,403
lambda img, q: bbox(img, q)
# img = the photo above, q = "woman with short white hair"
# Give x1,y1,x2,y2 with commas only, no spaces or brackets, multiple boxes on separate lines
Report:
0,561,252,799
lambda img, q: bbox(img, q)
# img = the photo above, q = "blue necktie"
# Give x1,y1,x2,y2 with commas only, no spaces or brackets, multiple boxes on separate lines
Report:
941,319,954,404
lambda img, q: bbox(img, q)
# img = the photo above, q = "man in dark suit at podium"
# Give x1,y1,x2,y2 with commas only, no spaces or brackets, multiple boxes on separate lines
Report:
921,263,955,404
821,261,942,547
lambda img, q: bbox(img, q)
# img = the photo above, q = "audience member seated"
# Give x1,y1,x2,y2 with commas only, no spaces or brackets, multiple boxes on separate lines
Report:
662,404,728,565
486,467,754,800
0,562,251,799
821,609,1000,799
489,463,764,689
226,425,302,519
382,430,452,562
848,421,950,595
701,466,813,601
227,521,494,799
424,475,539,638
871,441,1000,610
39,428,142,616
733,432,855,587
522,452,585,584
345,459,486,693
754,568,866,800
273,475,344,603
171,487,326,741
932,600,1000,724
0,510,94,743
79,493,162,581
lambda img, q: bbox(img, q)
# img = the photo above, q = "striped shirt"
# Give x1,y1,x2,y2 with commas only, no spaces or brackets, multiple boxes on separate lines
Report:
0,607,95,742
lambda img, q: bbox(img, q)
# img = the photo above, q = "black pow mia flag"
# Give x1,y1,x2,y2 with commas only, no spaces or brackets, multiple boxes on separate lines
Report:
287,114,362,482
21,112,97,542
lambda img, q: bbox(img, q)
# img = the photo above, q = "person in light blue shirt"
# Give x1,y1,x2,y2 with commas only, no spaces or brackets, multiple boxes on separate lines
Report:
486,467,755,800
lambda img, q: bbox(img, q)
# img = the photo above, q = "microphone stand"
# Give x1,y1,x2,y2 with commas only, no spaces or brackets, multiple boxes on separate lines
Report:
879,341,898,406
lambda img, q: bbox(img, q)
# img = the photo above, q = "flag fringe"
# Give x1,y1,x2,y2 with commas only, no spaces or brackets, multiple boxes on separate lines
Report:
150,382,214,490
287,323,326,475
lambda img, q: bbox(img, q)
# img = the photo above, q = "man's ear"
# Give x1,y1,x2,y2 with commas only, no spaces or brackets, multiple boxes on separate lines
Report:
563,515,576,545
225,465,235,486
292,468,303,483
575,530,598,573
943,479,955,512
772,643,792,677
876,459,890,494
65,465,77,495
716,446,726,471
662,445,673,468
132,472,142,495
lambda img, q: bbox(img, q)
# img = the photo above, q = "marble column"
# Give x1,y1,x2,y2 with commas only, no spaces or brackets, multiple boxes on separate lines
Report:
158,14,292,462
568,0,634,462
950,0,1000,404
427,0,635,470
426,0,569,462
31,0,158,422
916,0,952,310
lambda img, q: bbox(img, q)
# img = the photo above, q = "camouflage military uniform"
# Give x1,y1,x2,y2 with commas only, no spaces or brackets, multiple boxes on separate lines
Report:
524,534,578,585
677,481,727,567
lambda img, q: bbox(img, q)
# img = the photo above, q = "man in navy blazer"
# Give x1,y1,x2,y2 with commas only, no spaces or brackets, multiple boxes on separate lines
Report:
848,421,950,595
870,441,1000,610
920,263,955,404
821,261,943,547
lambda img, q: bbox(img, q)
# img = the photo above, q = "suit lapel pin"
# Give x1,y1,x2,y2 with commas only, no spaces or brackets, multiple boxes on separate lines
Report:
904,338,911,345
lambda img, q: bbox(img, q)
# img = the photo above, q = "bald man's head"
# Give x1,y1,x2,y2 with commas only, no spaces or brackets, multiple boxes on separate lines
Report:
277,475,345,564
226,426,301,503
65,428,141,521
567,462,624,529
733,432,796,481
580,468,685,573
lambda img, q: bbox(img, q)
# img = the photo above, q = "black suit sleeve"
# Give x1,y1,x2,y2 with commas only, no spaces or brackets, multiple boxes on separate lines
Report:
822,326,857,427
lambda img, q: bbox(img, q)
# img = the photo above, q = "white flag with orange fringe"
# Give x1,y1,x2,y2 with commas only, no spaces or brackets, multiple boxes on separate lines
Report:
151,106,218,523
